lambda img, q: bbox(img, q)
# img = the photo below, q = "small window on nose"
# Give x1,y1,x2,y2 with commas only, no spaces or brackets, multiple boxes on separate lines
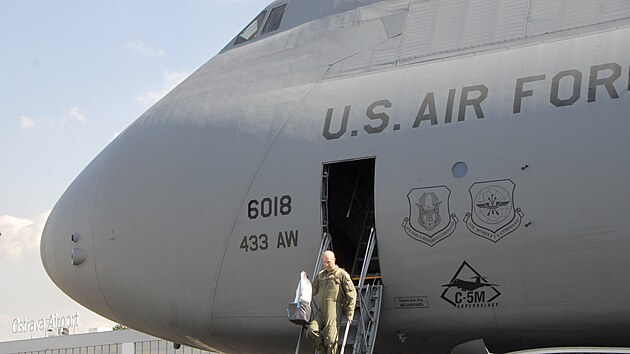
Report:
234,10,267,45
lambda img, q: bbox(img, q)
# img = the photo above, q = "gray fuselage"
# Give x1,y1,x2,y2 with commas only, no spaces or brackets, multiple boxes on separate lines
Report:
41,0,630,353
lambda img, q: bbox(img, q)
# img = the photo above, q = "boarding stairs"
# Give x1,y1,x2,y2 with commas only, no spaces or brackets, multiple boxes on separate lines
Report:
350,208,379,283
339,228,383,354
294,166,382,354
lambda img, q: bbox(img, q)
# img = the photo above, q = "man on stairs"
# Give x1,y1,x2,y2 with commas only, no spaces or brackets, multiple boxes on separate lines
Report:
306,250,357,354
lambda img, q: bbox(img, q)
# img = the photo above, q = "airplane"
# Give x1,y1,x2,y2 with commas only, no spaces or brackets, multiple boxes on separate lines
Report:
443,276,497,292
39,0,630,353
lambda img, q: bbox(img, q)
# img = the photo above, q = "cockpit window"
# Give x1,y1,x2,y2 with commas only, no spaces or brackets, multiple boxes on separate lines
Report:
234,10,267,45
261,4,286,35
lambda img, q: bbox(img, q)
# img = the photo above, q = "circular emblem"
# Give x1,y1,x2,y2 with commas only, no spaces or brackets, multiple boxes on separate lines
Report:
473,185,511,224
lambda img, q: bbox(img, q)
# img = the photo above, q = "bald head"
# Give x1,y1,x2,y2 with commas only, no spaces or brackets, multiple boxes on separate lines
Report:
322,250,336,272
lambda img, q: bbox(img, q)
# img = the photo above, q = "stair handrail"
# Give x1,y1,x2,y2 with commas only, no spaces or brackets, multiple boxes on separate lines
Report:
357,228,376,289
346,228,378,354
355,285,383,354
339,319,352,354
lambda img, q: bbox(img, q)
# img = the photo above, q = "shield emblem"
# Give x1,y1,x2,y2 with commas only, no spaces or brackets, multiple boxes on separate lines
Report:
402,185,458,247
464,179,524,242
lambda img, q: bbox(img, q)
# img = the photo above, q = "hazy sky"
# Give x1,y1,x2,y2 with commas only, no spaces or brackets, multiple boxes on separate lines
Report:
0,0,268,342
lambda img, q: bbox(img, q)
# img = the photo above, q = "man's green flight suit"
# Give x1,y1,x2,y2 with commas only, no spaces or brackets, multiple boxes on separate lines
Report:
306,265,356,354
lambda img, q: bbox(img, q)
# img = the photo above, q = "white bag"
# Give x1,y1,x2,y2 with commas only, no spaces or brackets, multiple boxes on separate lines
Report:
287,271,313,326
295,271,312,303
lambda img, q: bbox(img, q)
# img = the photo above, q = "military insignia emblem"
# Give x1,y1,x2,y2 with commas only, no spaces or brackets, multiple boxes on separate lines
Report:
402,185,458,247
441,261,501,308
464,179,524,242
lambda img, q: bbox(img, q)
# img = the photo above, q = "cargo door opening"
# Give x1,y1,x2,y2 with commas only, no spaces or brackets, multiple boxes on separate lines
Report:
321,158,380,281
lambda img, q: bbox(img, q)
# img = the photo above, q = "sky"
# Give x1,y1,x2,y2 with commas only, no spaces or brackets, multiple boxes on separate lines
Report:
0,0,268,342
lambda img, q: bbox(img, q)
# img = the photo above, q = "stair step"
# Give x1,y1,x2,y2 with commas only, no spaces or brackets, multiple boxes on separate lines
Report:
351,274,381,282
341,285,383,354
356,256,379,262
342,339,355,346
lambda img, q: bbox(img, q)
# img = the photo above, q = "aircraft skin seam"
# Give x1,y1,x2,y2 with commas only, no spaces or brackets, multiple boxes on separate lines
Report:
395,3,412,63
208,83,320,320
525,0,533,37
319,20,630,84
325,17,395,68
90,170,123,326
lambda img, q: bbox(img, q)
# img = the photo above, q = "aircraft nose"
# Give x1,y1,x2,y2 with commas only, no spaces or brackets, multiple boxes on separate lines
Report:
41,165,119,321
41,122,225,338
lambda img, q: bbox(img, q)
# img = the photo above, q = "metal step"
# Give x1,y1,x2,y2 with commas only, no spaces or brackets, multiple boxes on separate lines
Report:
339,229,382,354
339,284,383,354
351,223,378,278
